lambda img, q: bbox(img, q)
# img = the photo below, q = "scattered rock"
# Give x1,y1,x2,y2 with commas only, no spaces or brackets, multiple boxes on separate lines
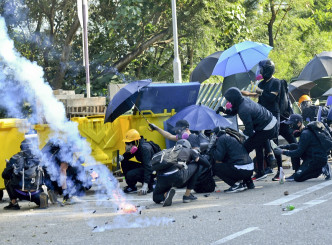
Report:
284,191,289,196
204,194,210,197
192,215,198,219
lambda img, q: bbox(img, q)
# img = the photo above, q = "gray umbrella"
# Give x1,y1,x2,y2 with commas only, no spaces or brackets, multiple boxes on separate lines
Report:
297,51,332,81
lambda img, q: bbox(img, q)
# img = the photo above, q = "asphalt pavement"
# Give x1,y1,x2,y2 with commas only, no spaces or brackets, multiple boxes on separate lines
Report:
0,163,332,245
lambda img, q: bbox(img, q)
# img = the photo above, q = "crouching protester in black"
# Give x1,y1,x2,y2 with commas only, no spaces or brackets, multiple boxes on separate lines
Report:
274,114,331,182
2,134,48,210
223,87,278,181
42,138,92,205
210,127,254,193
152,139,210,207
120,129,160,195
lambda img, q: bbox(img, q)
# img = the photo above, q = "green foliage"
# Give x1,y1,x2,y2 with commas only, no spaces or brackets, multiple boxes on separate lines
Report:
1,0,332,96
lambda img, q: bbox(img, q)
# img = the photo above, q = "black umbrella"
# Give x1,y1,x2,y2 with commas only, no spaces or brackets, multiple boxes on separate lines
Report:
288,80,315,103
104,79,151,123
310,77,332,98
323,88,332,97
298,51,332,81
222,70,256,95
190,51,223,83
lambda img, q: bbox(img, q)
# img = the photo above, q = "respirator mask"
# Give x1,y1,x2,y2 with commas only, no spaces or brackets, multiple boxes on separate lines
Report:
125,142,138,154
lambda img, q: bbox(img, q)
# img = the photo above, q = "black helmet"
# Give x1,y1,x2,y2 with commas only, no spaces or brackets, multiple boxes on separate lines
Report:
176,139,191,149
259,59,275,80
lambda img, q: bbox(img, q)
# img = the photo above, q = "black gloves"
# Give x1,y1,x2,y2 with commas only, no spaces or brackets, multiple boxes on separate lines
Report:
149,123,158,131
216,106,226,114
273,148,283,155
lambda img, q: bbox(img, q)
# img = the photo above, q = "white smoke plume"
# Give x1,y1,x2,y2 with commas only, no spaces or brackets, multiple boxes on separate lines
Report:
0,16,172,230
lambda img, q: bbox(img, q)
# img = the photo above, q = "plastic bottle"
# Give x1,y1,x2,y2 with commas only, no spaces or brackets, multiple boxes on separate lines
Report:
279,167,285,184
282,205,295,211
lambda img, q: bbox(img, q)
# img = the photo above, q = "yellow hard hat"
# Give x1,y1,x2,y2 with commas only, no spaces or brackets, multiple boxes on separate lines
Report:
123,129,140,142
298,95,311,105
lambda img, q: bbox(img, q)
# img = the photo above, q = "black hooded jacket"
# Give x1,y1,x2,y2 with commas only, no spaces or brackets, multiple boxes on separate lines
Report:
123,138,155,184
224,87,274,137
283,128,328,161
210,132,252,166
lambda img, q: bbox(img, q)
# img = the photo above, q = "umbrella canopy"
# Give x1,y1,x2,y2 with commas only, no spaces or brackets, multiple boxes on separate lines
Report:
212,41,272,77
323,88,332,97
190,51,223,83
222,69,256,95
104,79,151,123
166,104,231,131
310,77,332,98
288,84,309,104
297,51,332,81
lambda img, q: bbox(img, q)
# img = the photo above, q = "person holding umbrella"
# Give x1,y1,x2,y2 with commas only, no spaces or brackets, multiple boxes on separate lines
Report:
222,87,278,181
149,120,200,149
241,59,297,181
120,129,161,195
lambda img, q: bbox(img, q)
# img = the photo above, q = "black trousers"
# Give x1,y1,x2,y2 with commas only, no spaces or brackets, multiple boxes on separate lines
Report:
153,164,198,204
244,124,277,173
5,181,42,205
278,123,301,171
294,158,326,182
121,160,154,188
213,163,253,187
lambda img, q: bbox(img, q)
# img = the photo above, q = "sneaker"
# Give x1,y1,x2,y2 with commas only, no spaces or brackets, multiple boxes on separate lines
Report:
123,186,137,194
4,202,20,210
48,190,58,204
264,167,274,176
252,172,267,181
163,188,176,207
285,173,295,182
244,179,255,190
272,172,280,181
183,193,198,203
267,154,277,168
322,164,331,180
224,182,245,193
39,193,48,209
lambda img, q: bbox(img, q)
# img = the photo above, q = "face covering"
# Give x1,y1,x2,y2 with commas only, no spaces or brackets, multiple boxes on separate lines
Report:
255,66,263,81
125,143,138,154
225,102,232,109
176,131,189,140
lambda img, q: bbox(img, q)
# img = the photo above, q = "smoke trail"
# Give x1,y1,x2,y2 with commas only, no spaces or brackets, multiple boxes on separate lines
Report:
0,16,172,230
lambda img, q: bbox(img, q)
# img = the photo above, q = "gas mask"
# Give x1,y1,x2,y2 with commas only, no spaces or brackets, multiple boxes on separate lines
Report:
255,66,263,81
225,102,232,110
300,100,312,110
175,128,189,140
125,143,138,154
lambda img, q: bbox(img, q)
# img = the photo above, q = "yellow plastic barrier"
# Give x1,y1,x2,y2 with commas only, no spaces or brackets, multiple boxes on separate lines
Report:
0,119,27,190
0,110,175,192
72,109,175,171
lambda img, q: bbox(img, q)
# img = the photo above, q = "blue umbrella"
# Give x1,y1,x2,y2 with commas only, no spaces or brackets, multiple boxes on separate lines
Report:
104,79,152,123
212,41,273,77
166,104,231,131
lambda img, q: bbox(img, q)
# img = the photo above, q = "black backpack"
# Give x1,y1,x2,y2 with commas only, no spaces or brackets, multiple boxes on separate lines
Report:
279,79,293,118
307,121,332,152
194,164,216,193
12,152,44,191
147,141,162,154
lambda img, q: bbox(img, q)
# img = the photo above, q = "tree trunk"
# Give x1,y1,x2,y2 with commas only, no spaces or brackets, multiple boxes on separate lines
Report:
52,18,80,89
114,29,170,72
268,0,277,47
